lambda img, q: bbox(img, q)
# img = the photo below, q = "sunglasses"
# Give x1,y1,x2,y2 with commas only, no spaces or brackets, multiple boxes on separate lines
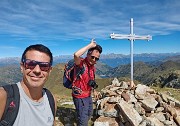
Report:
91,56,99,61
22,59,51,71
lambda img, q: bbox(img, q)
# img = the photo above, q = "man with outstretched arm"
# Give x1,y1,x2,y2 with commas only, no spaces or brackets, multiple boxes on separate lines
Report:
0,44,57,126
72,39,102,126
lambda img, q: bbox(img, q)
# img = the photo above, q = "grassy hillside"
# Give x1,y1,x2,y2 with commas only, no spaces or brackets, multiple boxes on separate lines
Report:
0,65,21,86
106,60,180,86
0,55,179,91
44,63,72,97
45,63,113,97
45,63,180,102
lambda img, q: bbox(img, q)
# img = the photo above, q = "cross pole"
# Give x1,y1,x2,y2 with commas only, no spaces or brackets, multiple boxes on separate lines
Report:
110,18,152,87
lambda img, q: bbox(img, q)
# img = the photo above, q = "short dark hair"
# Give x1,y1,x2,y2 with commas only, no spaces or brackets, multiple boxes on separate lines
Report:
21,44,53,65
88,44,102,54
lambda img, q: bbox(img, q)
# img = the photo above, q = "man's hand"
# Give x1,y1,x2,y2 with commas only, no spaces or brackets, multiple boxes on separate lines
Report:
93,89,102,100
90,38,97,48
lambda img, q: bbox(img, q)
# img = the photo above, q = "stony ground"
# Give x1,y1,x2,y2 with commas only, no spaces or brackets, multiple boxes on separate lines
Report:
53,78,180,126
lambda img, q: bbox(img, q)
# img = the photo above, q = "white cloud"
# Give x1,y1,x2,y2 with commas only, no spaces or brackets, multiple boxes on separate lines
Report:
0,0,179,40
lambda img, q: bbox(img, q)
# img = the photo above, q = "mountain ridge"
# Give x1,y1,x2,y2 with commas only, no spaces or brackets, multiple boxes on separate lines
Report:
0,52,180,67
0,54,179,90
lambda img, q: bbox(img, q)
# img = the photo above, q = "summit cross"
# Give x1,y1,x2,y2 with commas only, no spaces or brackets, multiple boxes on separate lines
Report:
110,18,152,88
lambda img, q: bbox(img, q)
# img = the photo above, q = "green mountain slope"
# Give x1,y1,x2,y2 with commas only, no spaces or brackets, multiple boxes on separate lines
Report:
0,56,180,91
107,60,180,87
0,65,21,85
44,63,113,96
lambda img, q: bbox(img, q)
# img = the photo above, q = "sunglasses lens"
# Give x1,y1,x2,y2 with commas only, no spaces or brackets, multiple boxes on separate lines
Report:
24,59,50,71
39,63,50,71
91,56,99,61
25,60,36,70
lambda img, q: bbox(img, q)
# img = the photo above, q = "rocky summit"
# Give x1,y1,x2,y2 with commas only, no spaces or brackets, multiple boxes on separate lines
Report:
93,78,180,126
54,78,180,126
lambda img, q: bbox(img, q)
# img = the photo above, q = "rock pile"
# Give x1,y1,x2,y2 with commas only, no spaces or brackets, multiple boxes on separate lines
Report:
93,78,180,126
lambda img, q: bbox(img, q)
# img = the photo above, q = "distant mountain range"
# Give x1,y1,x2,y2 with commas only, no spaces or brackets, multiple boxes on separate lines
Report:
48,54,180,91
0,57,20,67
99,53,180,67
0,52,180,67
0,53,180,88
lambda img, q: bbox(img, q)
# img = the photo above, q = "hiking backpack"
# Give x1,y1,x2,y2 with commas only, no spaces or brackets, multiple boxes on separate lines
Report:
63,59,85,89
0,84,55,126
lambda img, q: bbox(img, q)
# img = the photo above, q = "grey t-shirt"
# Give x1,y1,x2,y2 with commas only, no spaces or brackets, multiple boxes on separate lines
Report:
13,82,54,126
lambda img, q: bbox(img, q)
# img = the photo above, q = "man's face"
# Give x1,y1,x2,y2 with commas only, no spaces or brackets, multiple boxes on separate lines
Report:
20,50,52,88
87,49,100,65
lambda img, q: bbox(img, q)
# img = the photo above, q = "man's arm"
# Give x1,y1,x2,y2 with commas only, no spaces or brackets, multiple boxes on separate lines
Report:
74,39,96,65
92,89,102,100
0,87,7,120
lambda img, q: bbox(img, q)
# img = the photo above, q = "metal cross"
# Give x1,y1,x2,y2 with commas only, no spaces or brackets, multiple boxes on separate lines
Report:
110,18,152,87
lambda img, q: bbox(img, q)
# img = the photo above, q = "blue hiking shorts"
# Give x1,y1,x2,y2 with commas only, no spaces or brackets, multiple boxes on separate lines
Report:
73,96,93,126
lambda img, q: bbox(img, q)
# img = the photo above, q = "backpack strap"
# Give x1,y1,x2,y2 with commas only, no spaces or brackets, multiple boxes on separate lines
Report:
72,59,85,86
43,88,55,118
0,85,55,126
72,60,89,91
0,84,20,126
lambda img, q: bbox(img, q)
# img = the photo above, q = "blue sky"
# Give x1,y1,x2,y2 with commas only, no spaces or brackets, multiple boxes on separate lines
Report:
0,0,179,58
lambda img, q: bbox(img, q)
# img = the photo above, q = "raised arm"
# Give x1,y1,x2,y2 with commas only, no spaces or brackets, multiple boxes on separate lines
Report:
74,39,97,65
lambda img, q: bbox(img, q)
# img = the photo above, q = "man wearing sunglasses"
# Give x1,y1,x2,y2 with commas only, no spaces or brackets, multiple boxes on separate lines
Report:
0,44,56,126
73,39,102,126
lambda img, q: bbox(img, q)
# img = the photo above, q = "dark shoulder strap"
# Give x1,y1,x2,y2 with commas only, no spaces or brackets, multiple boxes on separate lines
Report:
43,88,55,118
76,59,85,76
0,84,20,126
